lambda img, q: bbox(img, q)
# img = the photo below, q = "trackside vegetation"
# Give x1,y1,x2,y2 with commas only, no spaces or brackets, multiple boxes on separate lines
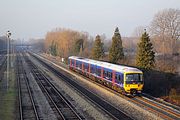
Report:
109,27,124,63
136,31,155,69
91,35,105,60
0,69,16,120
49,41,58,56
35,8,179,106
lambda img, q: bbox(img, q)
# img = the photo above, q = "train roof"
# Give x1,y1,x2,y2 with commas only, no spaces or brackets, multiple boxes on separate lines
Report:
69,56,142,73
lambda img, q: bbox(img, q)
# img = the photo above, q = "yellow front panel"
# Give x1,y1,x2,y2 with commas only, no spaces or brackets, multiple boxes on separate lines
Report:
130,84,138,88
124,84,143,93
124,71,144,93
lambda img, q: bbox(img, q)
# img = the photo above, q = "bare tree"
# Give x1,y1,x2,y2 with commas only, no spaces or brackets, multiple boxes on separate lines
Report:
44,28,92,58
150,8,180,54
132,26,147,38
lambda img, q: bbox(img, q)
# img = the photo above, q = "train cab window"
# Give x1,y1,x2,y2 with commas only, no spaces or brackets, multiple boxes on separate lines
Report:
126,73,143,84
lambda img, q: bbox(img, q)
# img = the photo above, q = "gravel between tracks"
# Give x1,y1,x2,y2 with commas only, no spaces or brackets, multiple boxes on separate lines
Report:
40,53,163,120
28,54,113,120
71,75,162,120
22,54,58,120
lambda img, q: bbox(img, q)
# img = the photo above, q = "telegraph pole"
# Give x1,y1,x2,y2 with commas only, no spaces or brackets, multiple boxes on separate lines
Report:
6,31,11,91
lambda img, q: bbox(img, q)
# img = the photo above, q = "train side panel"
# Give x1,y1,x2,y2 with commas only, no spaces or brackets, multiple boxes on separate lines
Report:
68,57,143,96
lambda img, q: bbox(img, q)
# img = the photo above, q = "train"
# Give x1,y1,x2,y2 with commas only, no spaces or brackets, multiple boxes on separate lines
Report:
68,56,144,96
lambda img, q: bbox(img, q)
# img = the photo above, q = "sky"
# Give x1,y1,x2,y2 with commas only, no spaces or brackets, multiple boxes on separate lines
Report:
0,0,180,40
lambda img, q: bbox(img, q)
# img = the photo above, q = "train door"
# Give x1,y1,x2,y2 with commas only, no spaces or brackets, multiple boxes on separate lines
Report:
115,73,124,88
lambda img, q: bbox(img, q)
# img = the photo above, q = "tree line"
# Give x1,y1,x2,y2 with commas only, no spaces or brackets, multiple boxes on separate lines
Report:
34,8,180,104
43,8,179,71
39,8,179,69
44,28,93,58
43,26,155,70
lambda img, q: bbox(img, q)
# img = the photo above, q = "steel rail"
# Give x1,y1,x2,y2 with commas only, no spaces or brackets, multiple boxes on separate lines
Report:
16,53,40,120
29,52,133,120
25,56,83,120
31,52,180,120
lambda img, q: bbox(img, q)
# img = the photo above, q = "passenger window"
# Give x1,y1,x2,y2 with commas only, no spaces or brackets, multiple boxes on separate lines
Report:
91,67,93,73
106,71,109,78
115,74,123,84
108,72,112,78
120,75,123,83
87,64,89,70
116,74,119,82
104,71,107,77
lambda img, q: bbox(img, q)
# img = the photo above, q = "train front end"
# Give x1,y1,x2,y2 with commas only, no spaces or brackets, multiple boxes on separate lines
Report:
123,72,144,96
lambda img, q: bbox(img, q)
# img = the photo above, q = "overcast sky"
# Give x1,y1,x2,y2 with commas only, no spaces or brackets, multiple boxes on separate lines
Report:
0,0,180,40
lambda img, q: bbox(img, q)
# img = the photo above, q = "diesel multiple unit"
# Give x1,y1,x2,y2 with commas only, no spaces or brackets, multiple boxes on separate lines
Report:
68,56,144,96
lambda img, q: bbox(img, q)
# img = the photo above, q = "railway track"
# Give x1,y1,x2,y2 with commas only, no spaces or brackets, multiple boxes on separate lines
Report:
24,55,84,120
66,66,180,120
73,74,180,120
85,77,180,120
68,68,180,119
133,96,180,120
29,52,133,120
16,53,40,120
31,52,180,120
142,93,180,111
72,67,180,120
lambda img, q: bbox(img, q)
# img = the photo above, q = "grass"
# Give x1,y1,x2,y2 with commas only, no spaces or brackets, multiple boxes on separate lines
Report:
0,68,16,120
